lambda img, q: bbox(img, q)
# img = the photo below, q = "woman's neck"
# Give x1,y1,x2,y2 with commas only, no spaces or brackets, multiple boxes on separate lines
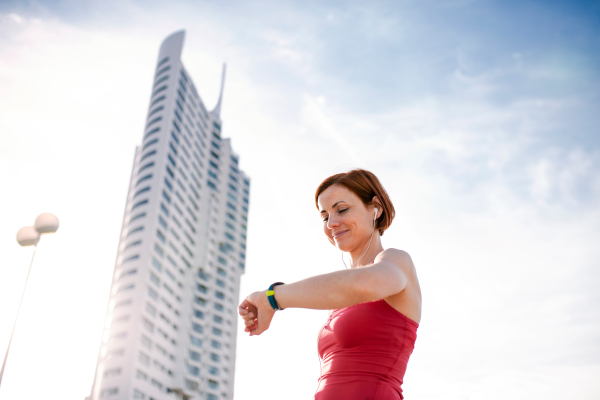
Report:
349,235,384,268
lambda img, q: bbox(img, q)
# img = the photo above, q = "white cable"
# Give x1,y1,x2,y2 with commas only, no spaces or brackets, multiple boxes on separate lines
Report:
342,210,377,269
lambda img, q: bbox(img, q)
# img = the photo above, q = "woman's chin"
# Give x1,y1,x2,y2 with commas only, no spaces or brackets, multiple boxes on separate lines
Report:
335,240,352,252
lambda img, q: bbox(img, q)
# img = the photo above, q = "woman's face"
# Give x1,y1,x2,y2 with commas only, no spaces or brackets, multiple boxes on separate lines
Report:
318,184,376,252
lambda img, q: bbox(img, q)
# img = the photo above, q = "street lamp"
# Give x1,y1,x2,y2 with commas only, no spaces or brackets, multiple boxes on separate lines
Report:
0,213,59,388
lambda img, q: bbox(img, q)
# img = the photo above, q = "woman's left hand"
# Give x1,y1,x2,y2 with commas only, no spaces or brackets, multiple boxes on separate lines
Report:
238,290,276,336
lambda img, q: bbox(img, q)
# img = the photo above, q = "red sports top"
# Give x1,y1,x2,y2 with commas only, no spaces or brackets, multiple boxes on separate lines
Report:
315,299,419,400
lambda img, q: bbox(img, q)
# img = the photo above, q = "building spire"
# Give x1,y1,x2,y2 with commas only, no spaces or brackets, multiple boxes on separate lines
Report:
212,63,226,118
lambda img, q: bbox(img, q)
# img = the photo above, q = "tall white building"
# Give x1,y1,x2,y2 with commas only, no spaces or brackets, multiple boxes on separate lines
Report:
88,31,250,400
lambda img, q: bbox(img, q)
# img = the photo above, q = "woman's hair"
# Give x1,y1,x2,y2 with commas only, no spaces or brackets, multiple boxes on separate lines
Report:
314,169,395,236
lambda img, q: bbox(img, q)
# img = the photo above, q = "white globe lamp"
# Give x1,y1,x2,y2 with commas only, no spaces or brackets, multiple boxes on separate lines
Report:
16,226,40,247
34,213,59,235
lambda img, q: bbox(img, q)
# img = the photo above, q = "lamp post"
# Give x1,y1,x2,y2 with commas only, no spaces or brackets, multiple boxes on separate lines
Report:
0,213,59,388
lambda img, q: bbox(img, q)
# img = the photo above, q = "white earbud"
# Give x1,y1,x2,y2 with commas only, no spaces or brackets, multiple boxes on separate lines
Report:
374,208,378,221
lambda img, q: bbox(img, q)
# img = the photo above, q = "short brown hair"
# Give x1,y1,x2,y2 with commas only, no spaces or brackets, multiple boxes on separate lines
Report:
314,169,395,236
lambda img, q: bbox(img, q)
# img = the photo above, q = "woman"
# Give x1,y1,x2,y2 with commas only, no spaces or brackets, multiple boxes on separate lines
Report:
238,169,422,399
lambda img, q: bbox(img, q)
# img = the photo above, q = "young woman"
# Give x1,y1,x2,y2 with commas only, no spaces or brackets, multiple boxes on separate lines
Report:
238,169,422,399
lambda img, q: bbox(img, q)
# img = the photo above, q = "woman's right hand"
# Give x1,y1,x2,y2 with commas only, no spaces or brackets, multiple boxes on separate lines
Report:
238,290,276,336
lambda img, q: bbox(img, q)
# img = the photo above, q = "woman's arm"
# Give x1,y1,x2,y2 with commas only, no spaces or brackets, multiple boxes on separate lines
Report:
238,249,412,336
275,249,411,309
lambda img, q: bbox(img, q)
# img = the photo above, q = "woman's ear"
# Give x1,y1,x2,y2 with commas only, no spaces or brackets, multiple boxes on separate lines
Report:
372,196,381,218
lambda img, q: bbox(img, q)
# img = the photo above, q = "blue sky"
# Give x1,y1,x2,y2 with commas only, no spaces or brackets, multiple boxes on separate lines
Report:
0,1,599,399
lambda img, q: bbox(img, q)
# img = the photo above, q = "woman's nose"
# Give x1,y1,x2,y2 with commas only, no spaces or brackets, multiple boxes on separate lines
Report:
326,216,339,229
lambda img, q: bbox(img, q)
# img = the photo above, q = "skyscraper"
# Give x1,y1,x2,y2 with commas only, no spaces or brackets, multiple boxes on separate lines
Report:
88,31,250,400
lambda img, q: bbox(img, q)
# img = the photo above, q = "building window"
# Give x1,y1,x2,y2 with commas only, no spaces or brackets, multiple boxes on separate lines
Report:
146,116,162,129
154,243,164,257
136,370,147,380
151,257,162,272
140,149,157,163
156,57,170,71
210,352,220,362
151,378,163,390
157,56,169,68
144,127,161,141
132,389,145,399
213,315,223,324
141,335,152,350
153,74,169,89
149,272,160,287
215,278,225,288
210,340,221,349
150,95,165,108
139,352,151,366
123,240,142,251
152,85,167,98
100,387,119,397
106,348,124,359
131,199,149,211
195,296,206,306
212,327,222,337
187,364,200,376
208,379,219,389
207,394,218,400
126,226,144,238
158,216,167,229
119,269,137,279
192,323,203,334
164,178,173,191
209,366,219,376
215,291,224,300
122,254,139,264
103,368,121,378
116,284,134,294
129,212,146,224
194,309,204,319
190,335,202,348
148,105,164,118
113,299,132,309
148,287,158,301
197,284,207,293
214,303,224,312
189,350,201,361
156,229,166,243
168,154,176,167
217,268,226,277
139,161,155,173
197,270,208,281
142,318,154,333
185,380,199,390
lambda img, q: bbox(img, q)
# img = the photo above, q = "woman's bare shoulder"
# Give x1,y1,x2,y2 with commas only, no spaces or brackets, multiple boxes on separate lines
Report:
376,248,415,273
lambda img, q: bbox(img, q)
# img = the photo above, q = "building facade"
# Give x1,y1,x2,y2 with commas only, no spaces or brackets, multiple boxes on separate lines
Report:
88,31,250,400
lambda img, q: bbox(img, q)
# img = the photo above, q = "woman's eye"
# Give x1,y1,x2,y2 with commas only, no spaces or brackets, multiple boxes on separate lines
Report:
322,217,328,222
339,209,348,214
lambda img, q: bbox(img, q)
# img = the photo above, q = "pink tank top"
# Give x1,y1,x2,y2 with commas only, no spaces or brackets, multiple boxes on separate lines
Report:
315,299,419,400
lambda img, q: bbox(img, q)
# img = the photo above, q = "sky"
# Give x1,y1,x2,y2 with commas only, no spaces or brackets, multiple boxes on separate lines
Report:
0,0,599,399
